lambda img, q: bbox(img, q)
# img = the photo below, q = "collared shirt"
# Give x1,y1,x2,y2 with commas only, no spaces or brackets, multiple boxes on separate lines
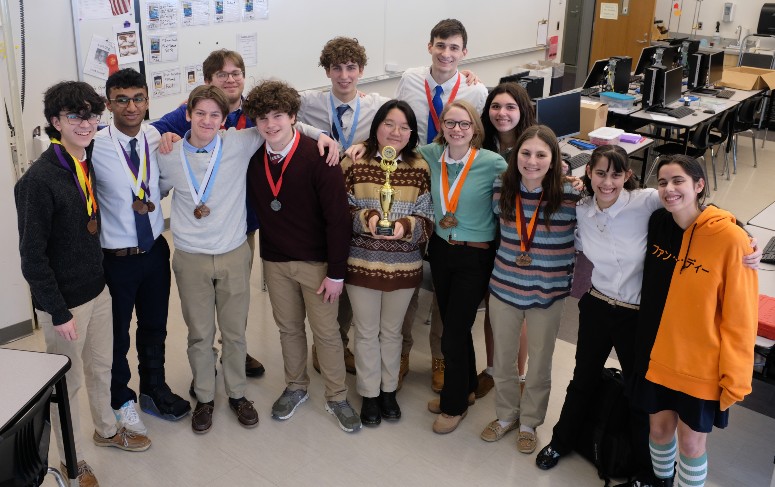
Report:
440,146,472,165
575,188,662,305
92,123,165,248
265,129,297,159
182,130,218,153
298,90,389,150
395,66,488,144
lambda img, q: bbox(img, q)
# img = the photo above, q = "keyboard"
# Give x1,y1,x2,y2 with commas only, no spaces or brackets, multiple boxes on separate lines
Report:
629,74,643,83
646,105,695,119
581,87,600,97
692,88,718,95
716,90,734,99
565,152,592,171
763,236,775,265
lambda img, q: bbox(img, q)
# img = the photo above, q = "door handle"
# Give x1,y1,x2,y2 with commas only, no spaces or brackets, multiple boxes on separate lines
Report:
636,39,648,44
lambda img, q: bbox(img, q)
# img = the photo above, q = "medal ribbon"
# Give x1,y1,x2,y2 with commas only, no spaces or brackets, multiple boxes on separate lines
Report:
179,134,223,206
515,191,543,253
424,73,461,136
109,127,151,200
328,94,361,150
263,130,301,200
52,140,98,217
439,147,477,216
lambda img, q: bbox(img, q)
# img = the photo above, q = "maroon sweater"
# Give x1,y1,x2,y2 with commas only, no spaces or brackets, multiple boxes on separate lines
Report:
247,133,350,279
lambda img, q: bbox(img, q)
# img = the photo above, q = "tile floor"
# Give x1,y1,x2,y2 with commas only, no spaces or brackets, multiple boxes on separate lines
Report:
6,133,775,486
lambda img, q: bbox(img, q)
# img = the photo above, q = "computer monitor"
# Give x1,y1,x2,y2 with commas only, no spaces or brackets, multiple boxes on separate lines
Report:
663,67,683,106
707,50,724,85
642,67,665,109
653,46,678,69
687,52,709,90
667,37,689,46
499,71,530,85
535,90,581,140
583,59,609,89
635,46,660,75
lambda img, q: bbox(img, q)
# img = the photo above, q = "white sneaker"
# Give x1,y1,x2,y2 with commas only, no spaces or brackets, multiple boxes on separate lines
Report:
114,400,147,435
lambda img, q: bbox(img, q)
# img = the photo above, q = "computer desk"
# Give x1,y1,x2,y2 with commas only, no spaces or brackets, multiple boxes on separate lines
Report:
562,136,654,180
749,201,775,232
0,348,78,485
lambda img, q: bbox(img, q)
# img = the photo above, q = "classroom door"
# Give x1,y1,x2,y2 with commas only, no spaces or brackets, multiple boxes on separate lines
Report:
588,0,656,70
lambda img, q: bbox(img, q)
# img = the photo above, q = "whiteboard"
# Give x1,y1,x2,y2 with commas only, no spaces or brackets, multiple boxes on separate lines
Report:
71,0,551,120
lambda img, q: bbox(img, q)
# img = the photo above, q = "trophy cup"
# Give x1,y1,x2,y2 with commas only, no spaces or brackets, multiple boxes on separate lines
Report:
376,146,399,236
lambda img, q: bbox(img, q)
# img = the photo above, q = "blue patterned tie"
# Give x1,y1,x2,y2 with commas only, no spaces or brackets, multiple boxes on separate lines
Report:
332,104,349,141
427,85,444,143
129,138,155,251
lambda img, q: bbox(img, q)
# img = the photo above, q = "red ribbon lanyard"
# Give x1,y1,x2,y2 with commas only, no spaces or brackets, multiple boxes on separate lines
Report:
424,74,461,135
515,192,543,253
263,131,301,199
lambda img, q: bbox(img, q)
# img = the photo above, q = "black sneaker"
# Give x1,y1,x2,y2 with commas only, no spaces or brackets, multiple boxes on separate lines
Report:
535,444,562,470
139,384,191,421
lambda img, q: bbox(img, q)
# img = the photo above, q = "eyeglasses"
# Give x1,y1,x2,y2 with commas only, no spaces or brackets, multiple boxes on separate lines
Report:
213,70,244,81
61,112,101,125
109,96,148,107
382,121,412,134
443,119,472,130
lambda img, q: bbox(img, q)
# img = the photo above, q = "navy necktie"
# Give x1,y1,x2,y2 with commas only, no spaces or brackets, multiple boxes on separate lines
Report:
332,104,349,141
427,85,444,143
129,138,155,251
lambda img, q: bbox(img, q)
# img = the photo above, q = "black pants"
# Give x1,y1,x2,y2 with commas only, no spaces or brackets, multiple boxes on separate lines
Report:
429,234,495,416
550,291,652,477
104,236,172,409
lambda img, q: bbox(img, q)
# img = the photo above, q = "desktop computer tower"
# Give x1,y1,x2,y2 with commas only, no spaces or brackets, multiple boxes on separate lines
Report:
609,56,632,94
642,67,665,109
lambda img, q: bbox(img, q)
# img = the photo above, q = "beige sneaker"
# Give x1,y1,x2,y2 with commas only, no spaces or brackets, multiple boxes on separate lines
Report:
427,392,475,414
431,357,444,393
93,427,151,452
480,419,518,442
432,411,467,434
59,460,98,487
517,430,538,454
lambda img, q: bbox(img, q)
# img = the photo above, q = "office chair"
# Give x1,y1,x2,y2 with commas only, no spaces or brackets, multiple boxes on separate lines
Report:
730,96,763,175
708,109,734,185
644,119,714,188
0,387,67,487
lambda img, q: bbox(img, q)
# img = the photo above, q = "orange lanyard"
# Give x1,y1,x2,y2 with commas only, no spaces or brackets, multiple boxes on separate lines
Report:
439,147,477,215
424,74,461,134
515,192,543,253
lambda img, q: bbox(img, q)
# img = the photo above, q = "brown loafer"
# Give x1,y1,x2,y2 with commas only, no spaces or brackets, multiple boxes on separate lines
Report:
474,370,495,399
432,410,468,434
427,392,474,414
192,401,214,434
518,430,538,454
245,354,265,377
59,460,98,487
229,397,259,428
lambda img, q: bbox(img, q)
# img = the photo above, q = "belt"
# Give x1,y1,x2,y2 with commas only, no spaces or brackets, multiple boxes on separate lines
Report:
588,288,640,310
103,246,145,257
447,239,490,250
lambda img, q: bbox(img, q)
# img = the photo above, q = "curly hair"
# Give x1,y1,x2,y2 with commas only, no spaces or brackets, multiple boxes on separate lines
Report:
43,81,105,140
481,82,535,153
243,80,300,120
433,100,484,149
581,144,638,196
498,125,564,227
319,37,367,69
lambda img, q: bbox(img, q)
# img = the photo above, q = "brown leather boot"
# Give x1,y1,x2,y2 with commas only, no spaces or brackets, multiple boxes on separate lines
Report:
431,357,444,393
397,354,410,391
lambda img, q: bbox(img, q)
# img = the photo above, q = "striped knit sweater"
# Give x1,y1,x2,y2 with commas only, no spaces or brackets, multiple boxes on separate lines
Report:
489,177,579,309
340,153,434,292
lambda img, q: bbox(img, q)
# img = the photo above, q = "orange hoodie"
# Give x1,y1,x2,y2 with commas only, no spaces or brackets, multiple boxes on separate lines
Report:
645,205,758,411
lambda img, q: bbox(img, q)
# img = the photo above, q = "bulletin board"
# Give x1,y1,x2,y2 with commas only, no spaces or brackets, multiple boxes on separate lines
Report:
71,0,551,120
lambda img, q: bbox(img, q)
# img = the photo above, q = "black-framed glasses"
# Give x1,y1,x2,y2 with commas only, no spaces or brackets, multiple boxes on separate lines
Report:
61,112,101,125
214,70,244,81
109,96,148,107
443,119,472,130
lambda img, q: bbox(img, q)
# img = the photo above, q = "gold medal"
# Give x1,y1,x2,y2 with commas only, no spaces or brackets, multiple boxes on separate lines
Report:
516,254,532,266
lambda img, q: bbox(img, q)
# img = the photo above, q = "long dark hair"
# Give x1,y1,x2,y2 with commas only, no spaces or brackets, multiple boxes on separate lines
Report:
481,82,535,154
581,145,639,195
362,99,419,161
657,154,708,206
499,125,564,227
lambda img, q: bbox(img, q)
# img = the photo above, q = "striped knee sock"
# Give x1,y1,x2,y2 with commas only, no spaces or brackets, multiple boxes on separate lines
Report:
649,436,677,480
676,452,708,487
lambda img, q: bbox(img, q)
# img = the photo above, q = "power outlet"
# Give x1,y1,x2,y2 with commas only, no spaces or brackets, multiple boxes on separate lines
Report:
697,21,703,30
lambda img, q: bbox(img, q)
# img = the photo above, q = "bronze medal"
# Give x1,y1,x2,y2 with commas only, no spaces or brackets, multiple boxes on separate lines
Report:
132,199,148,215
193,207,202,219
516,253,532,266
146,201,156,212
439,213,458,229
196,203,210,218
87,218,98,235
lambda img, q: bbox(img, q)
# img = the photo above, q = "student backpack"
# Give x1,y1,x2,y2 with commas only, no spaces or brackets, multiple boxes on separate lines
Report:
573,367,638,486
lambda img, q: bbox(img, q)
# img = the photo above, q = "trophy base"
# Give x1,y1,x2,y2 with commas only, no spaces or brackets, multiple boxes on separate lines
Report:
376,226,394,236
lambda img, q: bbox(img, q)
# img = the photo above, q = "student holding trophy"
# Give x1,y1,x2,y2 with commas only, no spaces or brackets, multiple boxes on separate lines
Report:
340,100,433,426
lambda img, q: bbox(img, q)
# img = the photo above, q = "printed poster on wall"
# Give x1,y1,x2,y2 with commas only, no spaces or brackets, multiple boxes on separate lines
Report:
185,65,205,91
149,33,179,63
214,0,241,23
83,35,116,80
113,22,143,65
182,0,211,26
147,1,179,30
150,68,182,98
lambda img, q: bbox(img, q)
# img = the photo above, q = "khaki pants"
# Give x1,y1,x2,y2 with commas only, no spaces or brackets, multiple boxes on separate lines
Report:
347,285,414,397
264,261,347,402
172,242,251,402
489,296,564,428
38,287,117,462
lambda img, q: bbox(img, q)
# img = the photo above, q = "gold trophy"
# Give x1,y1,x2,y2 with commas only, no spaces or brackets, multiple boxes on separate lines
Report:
376,146,399,236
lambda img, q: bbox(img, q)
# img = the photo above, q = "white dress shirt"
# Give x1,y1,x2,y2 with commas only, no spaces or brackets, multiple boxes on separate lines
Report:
575,188,662,305
298,90,389,150
395,66,488,144
92,123,165,249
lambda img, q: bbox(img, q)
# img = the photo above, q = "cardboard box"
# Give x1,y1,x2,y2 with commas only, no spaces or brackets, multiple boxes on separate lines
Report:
718,66,775,90
579,100,608,141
